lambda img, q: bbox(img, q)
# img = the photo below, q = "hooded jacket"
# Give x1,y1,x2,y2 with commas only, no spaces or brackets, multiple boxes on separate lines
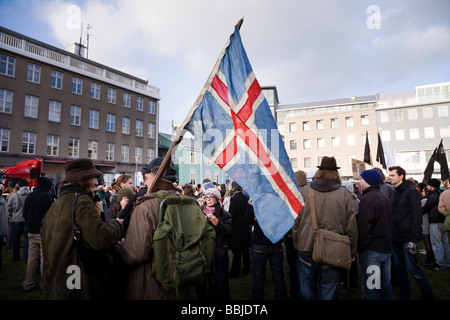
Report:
23,177,54,234
7,186,30,222
292,179,358,258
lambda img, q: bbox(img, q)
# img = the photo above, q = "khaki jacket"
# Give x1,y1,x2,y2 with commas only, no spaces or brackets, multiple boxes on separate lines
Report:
121,190,195,300
292,183,358,258
438,189,450,216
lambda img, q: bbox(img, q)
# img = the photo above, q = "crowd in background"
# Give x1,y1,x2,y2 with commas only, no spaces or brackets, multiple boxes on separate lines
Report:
0,156,449,300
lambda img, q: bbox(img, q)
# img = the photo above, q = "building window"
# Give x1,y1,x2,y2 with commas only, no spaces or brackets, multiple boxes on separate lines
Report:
22,132,36,154
190,152,196,164
437,105,449,117
148,123,155,139
440,125,450,138
379,111,389,123
190,171,197,185
316,119,324,130
108,88,116,104
46,135,59,156
317,138,325,148
330,118,338,129
136,97,143,111
395,129,405,141
89,109,99,129
70,105,81,126
302,121,310,131
0,89,13,114
393,110,403,121
409,128,420,140
422,107,433,119
0,54,15,76
68,137,80,157
48,100,61,122
289,122,296,133
304,157,311,168
24,95,39,118
148,100,156,114
90,83,100,99
332,136,340,147
121,145,129,162
122,117,130,135
303,139,311,149
381,130,391,141
123,92,131,107
51,70,63,89
347,134,355,146
148,148,155,162
88,141,98,159
105,143,115,161
345,117,354,127
424,127,435,139
291,158,298,168
72,77,83,95
135,147,143,163
361,115,369,126
135,120,143,137
106,113,115,132
27,63,40,83
290,140,297,150
408,108,418,120
0,128,10,152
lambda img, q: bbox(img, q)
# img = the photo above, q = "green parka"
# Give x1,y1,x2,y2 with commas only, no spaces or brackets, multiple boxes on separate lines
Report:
41,184,122,300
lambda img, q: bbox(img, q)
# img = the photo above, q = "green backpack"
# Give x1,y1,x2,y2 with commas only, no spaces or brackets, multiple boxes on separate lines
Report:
151,192,215,296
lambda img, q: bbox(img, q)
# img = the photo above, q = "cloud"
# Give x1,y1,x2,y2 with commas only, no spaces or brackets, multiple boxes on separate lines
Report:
26,0,450,132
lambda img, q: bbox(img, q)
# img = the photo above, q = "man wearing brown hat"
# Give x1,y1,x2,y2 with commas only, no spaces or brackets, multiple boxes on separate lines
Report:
292,156,357,300
41,158,123,299
119,157,196,299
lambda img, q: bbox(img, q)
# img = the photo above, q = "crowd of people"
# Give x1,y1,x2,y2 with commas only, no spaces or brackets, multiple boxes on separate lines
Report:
0,155,449,300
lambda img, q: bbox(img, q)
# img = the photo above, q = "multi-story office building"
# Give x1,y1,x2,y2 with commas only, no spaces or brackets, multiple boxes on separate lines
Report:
0,27,160,185
377,82,450,179
277,82,450,180
278,95,378,177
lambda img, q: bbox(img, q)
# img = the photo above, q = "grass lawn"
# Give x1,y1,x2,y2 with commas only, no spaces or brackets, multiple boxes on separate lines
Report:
1,238,449,300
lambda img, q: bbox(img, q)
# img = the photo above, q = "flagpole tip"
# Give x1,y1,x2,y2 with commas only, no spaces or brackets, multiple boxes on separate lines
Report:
236,18,244,30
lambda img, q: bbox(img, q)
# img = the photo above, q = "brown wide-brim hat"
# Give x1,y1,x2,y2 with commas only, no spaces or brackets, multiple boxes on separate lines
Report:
64,158,102,181
317,156,341,170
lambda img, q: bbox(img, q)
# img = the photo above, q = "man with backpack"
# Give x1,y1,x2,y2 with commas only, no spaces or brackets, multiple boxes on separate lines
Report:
120,157,214,299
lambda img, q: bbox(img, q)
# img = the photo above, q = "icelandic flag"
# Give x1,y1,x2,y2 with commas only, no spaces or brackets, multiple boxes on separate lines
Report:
178,20,304,243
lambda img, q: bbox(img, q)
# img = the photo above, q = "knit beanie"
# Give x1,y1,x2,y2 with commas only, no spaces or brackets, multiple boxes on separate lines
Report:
117,187,135,202
427,178,440,189
204,188,221,202
360,169,381,186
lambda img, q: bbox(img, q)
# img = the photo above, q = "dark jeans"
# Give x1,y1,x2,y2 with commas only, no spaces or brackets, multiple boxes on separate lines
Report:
11,221,28,262
230,248,250,277
252,243,287,300
392,242,434,300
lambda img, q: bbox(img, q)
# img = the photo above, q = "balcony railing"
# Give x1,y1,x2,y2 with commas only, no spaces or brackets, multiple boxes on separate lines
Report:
0,30,159,98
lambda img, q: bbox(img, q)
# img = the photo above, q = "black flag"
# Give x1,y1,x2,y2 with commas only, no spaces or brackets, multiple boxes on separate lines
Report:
436,139,449,181
376,132,387,169
422,147,437,184
364,131,372,166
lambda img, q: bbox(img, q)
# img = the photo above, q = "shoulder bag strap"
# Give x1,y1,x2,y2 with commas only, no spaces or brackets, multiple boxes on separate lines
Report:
308,187,319,232
71,193,82,235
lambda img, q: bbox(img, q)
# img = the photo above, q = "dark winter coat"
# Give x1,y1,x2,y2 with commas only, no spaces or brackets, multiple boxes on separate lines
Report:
392,180,423,243
41,184,122,300
357,185,393,253
23,177,54,234
422,189,444,223
228,191,250,251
